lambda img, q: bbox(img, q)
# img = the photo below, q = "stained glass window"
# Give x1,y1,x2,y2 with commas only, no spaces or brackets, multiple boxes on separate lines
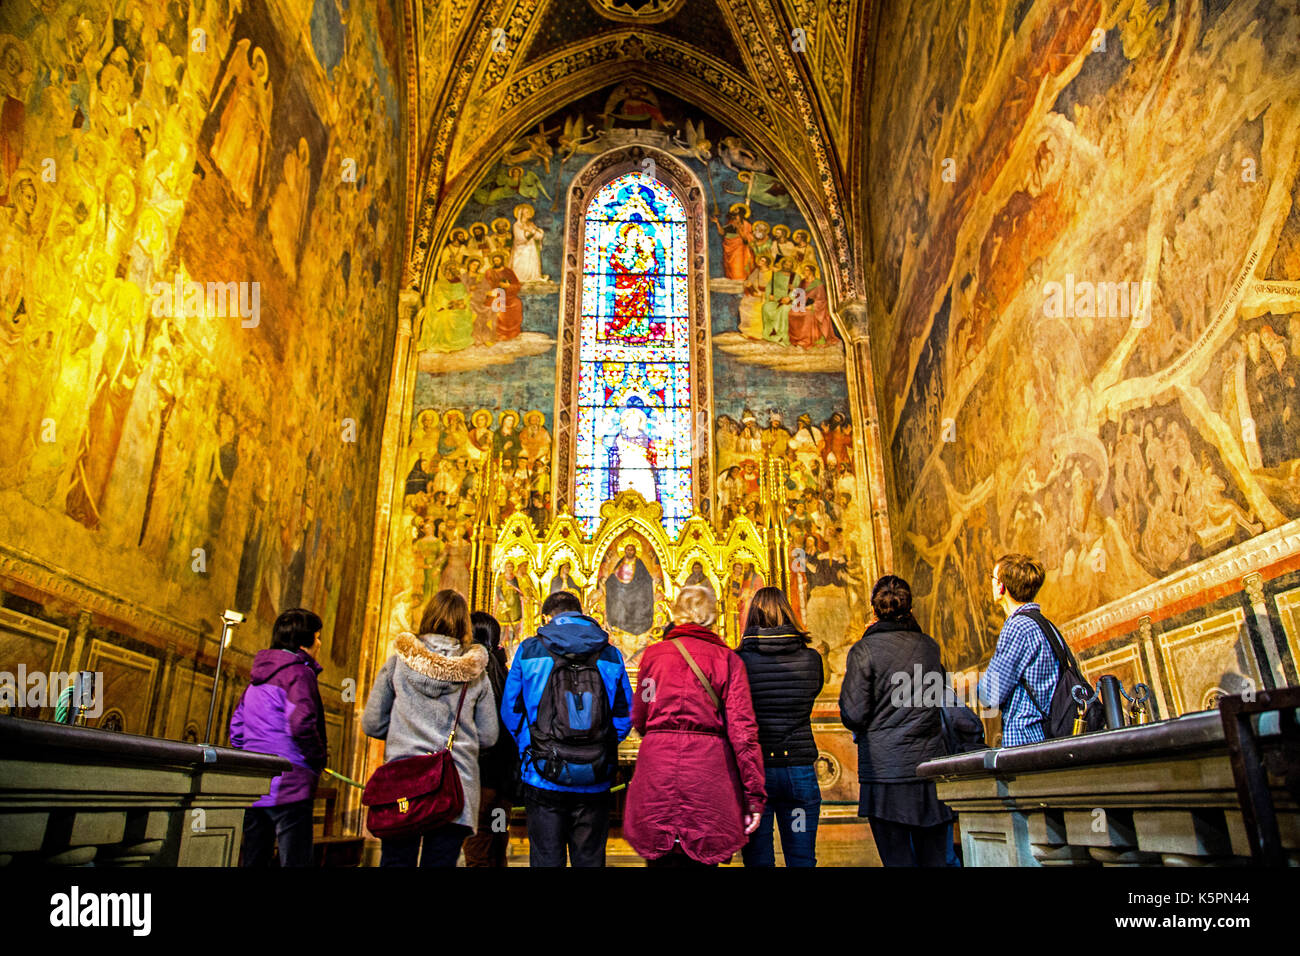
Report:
576,172,692,536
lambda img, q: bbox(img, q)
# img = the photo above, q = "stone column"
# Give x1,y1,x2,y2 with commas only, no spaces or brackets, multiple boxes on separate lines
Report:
348,286,421,836
1134,616,1170,721
1243,572,1285,689
837,298,893,581
150,645,180,737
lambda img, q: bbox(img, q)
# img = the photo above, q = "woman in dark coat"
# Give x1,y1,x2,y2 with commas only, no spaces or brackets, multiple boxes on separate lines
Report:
737,587,824,867
839,575,953,866
624,586,766,866
461,611,518,867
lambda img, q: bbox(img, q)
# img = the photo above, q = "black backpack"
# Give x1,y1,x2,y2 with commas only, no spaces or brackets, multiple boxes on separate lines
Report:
939,701,988,754
1016,608,1105,739
526,648,616,787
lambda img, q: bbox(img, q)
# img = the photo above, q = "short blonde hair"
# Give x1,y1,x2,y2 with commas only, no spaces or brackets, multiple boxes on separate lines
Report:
671,586,718,628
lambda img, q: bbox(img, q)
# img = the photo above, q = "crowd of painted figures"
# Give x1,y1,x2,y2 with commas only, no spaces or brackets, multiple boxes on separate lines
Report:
714,204,839,348
715,408,857,613
402,407,554,603
418,204,549,353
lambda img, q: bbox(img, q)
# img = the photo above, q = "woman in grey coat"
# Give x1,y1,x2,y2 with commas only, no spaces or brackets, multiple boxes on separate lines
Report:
363,589,499,867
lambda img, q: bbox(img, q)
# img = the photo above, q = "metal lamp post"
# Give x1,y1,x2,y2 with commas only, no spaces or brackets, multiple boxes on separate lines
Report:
203,610,245,744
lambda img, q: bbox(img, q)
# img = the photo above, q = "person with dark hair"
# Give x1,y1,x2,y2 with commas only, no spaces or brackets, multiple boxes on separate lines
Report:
362,589,498,867
978,553,1060,746
462,610,518,867
230,608,327,867
737,587,824,867
499,588,632,866
838,576,953,866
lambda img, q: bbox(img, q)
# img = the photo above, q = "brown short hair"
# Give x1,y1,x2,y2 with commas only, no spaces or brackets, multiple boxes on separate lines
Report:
870,575,912,621
995,553,1045,602
418,589,471,647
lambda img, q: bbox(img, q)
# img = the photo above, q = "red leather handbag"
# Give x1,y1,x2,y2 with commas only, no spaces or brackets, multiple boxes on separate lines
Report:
362,685,467,840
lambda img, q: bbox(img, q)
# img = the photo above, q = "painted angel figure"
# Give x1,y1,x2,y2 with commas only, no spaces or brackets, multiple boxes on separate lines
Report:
209,40,273,208
672,118,712,162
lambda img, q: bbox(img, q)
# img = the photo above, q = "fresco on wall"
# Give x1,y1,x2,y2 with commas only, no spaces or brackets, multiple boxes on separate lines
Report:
870,0,1300,675
715,401,869,684
0,0,402,675
390,405,553,626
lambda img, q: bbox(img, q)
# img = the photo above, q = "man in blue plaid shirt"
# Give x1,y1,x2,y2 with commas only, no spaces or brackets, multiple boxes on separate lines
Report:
977,554,1059,747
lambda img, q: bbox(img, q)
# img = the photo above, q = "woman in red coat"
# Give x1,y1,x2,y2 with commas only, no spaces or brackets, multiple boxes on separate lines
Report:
624,586,767,865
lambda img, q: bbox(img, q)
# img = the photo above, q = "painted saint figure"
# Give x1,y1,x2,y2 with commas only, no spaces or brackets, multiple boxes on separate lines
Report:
208,41,271,209
485,252,523,341
713,203,754,280
608,221,659,341
511,203,547,282
549,560,582,598
606,398,658,506
604,542,654,635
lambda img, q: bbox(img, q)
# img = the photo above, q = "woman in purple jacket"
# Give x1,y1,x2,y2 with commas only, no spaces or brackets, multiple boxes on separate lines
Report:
230,608,328,867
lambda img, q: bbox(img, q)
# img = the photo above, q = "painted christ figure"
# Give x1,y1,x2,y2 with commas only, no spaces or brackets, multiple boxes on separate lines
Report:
604,542,654,635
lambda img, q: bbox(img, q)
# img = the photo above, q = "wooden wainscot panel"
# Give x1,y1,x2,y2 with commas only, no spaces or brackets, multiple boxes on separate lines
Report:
1156,609,1258,715
85,641,159,736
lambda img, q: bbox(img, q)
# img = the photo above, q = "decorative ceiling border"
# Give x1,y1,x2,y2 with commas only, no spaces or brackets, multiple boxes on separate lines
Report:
498,33,779,131
417,58,847,308
408,0,859,300
749,0,855,297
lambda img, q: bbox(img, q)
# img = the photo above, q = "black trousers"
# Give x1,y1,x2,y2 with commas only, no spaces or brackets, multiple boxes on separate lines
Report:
868,817,950,867
241,800,314,867
380,823,473,868
524,787,610,867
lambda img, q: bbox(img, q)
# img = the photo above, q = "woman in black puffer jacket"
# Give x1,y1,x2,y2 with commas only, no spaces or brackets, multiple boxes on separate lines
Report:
737,587,825,867
839,575,953,866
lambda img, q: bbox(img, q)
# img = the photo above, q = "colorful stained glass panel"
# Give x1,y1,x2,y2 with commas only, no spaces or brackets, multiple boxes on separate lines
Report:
575,172,693,536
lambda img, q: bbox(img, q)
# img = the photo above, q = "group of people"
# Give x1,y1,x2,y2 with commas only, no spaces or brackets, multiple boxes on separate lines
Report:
229,550,1070,868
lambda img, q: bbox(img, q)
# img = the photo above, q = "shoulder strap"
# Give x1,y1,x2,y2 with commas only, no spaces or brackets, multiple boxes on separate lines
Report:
445,683,469,750
1020,608,1088,679
1014,609,1091,718
671,638,721,713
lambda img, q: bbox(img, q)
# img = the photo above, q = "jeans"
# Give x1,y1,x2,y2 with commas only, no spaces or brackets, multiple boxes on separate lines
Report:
741,764,821,867
524,787,611,867
869,818,950,867
241,800,314,867
380,823,472,867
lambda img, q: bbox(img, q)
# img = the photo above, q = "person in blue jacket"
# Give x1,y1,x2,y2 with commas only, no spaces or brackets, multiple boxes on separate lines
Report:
500,589,633,867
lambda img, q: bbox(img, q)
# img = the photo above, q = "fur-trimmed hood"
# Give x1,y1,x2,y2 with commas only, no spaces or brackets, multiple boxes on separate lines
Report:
394,632,488,697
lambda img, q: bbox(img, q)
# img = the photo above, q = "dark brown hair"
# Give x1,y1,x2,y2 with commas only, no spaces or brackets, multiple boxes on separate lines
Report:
746,587,809,642
870,575,912,621
418,589,471,647
994,553,1045,603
